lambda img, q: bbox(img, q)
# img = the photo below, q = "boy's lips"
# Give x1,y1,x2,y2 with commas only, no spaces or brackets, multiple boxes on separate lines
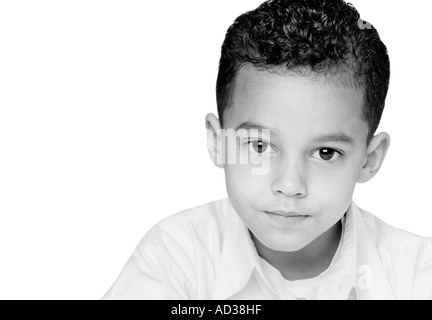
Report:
263,210,309,225
265,210,306,217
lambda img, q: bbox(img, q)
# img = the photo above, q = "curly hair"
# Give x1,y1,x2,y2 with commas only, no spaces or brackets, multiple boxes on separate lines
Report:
216,0,390,143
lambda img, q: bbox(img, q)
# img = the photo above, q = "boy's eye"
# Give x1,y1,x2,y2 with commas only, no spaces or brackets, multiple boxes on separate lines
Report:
248,140,271,154
312,147,343,161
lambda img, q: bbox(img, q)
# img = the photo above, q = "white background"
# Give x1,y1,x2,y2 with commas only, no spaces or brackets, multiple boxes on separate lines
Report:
0,0,431,300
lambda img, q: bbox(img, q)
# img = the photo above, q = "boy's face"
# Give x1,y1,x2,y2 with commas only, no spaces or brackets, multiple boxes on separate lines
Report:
223,67,369,252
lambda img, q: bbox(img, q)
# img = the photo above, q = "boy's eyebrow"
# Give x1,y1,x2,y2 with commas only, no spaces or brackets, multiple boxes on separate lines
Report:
234,121,272,133
314,132,354,144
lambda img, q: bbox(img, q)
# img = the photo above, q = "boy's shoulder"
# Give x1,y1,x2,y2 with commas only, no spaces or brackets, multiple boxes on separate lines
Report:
151,197,233,239
360,206,431,244
352,205,432,299
358,206,432,269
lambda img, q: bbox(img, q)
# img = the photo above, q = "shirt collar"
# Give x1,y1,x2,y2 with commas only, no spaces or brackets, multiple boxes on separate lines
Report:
350,202,396,300
211,198,258,299
311,205,355,299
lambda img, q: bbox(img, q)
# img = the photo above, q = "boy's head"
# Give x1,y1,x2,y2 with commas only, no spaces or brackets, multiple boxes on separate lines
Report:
206,0,390,254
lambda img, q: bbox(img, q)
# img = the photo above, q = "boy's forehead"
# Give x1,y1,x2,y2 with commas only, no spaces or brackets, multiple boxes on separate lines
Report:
233,64,363,101
226,66,366,131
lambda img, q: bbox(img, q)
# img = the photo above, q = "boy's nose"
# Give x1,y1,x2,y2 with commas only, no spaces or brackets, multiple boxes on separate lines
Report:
271,159,307,198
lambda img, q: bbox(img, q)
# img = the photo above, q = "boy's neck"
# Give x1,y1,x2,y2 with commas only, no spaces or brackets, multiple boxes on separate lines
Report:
251,220,343,281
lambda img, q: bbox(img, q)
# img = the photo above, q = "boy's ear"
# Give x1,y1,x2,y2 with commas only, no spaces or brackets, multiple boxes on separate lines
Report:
357,132,391,183
205,113,224,168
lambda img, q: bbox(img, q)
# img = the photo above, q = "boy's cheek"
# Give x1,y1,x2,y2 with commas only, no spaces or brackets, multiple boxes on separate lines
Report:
225,165,269,195
312,173,357,205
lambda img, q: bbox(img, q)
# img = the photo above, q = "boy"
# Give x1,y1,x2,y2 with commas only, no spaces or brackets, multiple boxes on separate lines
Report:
103,0,432,299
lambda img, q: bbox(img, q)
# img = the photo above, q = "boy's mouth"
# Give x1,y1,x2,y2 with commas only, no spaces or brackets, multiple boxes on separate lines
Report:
264,211,309,224
265,210,305,217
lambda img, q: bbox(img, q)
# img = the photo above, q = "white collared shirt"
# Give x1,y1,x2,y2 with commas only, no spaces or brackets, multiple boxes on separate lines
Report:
103,198,432,300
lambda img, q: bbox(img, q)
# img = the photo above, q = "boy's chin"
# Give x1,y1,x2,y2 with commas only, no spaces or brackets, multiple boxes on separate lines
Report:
254,234,313,253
